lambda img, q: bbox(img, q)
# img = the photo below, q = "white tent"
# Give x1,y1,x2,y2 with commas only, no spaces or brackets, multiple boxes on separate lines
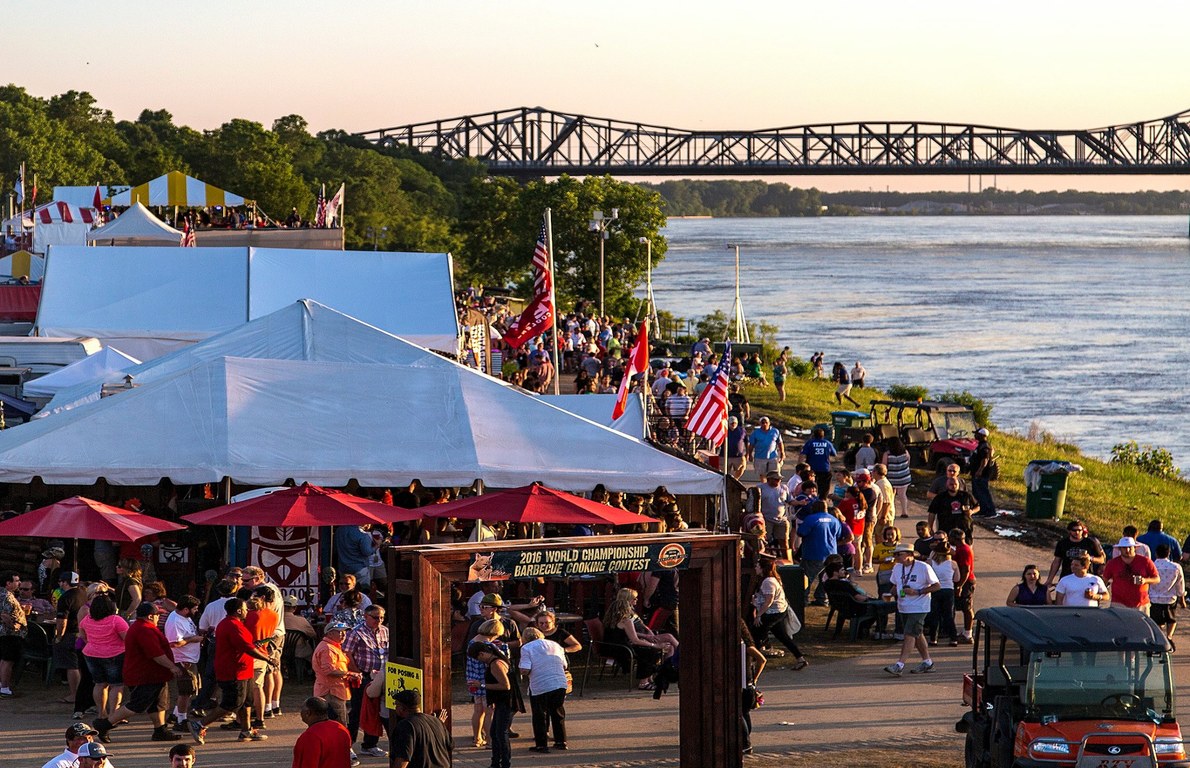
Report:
39,299,439,415
22,346,140,399
35,247,460,360
0,201,100,254
0,250,45,281
0,355,722,493
540,394,648,439
85,202,183,247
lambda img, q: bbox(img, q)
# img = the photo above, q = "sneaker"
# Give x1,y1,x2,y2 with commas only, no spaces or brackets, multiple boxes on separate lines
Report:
950,639,960,647
507,730,520,739
152,727,182,742
958,636,974,645
911,661,935,674
92,718,113,743
238,730,268,742
251,719,265,730
554,743,569,750
0,688,12,697
271,707,283,717
262,709,274,719
188,719,206,746
220,721,242,731
173,721,191,733
528,746,551,754
893,633,905,641
350,751,361,767
359,747,387,757
883,663,904,676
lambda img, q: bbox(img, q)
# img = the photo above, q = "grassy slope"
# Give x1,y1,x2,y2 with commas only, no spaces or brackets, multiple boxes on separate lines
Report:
743,376,1190,542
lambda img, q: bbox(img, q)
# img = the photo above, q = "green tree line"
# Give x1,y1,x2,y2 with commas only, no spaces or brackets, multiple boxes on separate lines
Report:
643,179,1190,217
0,86,667,316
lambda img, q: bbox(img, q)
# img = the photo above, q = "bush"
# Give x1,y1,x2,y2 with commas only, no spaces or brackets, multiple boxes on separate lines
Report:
788,358,813,378
935,390,994,428
1111,441,1180,479
886,384,930,402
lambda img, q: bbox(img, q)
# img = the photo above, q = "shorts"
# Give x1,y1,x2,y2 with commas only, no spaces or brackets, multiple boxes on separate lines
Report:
0,635,21,663
177,663,199,697
900,612,928,637
252,657,268,686
955,582,976,612
769,519,790,547
325,694,348,724
217,679,250,712
836,383,852,396
1151,603,1177,626
86,654,124,685
53,635,79,670
125,682,168,714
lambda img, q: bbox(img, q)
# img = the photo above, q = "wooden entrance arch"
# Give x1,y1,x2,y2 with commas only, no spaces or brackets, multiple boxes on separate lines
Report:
386,532,742,768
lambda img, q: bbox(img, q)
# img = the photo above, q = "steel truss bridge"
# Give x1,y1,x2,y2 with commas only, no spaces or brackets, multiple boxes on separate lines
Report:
355,106,1190,178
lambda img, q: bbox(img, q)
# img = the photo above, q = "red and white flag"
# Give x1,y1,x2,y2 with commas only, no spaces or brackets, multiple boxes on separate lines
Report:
502,215,555,349
314,184,327,228
92,184,103,210
612,320,649,420
686,341,732,446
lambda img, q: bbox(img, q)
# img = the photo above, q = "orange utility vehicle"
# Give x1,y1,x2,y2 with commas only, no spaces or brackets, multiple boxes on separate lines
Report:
958,607,1186,768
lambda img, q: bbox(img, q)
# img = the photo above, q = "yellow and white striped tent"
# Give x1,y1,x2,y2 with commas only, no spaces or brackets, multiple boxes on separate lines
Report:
0,250,45,281
108,171,246,208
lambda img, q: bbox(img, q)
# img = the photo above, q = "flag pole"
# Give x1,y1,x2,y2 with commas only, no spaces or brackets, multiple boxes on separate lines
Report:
546,207,560,395
720,430,730,532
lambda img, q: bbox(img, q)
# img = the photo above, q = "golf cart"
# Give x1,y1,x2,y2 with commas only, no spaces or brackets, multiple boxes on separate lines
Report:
957,606,1185,768
868,399,979,470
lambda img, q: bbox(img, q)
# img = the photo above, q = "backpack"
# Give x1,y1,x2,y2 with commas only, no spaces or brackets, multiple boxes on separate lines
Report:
986,458,1000,481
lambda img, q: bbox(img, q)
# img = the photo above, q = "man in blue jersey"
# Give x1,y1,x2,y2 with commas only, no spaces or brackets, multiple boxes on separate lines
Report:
800,428,837,498
796,501,846,606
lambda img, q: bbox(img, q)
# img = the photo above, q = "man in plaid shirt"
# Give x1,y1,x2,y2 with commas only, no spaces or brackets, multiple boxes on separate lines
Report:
342,605,388,758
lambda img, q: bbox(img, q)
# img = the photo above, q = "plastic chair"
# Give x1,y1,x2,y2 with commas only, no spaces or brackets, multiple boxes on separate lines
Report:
15,621,54,686
578,618,636,696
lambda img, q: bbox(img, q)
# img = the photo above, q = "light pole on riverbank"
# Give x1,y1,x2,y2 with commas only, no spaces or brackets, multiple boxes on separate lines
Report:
589,208,618,317
638,236,659,334
727,244,750,344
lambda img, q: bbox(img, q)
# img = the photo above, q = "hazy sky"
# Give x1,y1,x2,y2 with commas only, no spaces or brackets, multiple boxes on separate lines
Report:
14,1,1190,192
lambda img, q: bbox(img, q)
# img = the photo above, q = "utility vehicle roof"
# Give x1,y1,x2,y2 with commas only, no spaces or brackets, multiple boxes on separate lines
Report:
975,606,1169,654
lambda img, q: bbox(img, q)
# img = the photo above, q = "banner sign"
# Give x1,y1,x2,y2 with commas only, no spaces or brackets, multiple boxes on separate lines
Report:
249,526,320,605
466,541,690,581
384,661,423,710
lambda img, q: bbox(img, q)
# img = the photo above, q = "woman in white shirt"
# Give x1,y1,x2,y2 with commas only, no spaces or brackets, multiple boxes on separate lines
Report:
1053,552,1108,607
925,543,958,646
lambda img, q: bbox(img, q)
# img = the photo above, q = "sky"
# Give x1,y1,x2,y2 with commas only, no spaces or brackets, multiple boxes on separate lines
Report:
13,1,1190,192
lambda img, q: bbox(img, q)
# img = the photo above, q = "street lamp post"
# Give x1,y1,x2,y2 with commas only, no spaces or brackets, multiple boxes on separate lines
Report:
638,236,659,333
588,208,618,317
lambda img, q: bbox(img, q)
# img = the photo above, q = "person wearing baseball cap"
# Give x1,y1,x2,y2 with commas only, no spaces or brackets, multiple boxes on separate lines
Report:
77,742,111,768
726,415,747,481
42,723,106,768
884,543,940,677
1102,536,1160,612
969,427,997,518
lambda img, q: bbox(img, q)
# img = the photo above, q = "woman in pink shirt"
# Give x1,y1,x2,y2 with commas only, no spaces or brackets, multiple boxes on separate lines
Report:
78,593,128,724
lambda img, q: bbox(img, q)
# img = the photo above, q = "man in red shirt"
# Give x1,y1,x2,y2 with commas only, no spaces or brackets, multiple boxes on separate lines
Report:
93,602,186,743
188,598,278,745
1103,536,1161,613
948,529,977,644
292,696,352,768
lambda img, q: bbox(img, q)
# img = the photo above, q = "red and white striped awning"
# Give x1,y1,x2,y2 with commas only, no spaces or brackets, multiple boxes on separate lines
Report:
34,201,98,225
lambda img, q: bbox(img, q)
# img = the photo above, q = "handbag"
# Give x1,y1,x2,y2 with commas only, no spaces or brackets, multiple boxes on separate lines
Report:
742,684,764,711
781,606,802,636
565,669,573,694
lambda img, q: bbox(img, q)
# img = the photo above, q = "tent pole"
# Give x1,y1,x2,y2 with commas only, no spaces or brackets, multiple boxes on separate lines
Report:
545,207,560,395
719,432,729,532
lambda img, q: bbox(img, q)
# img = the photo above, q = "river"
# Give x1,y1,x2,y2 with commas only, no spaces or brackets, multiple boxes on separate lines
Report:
652,215,1190,467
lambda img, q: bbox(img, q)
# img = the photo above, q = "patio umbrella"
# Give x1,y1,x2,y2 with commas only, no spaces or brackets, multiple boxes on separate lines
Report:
419,483,657,526
0,496,187,571
180,483,423,527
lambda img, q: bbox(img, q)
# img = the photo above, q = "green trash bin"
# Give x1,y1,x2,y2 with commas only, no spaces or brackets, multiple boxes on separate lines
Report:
777,564,807,628
1025,460,1071,520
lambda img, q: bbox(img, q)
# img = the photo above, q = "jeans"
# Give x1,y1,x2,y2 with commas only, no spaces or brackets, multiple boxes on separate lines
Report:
752,611,803,659
196,638,217,709
801,559,826,603
489,700,513,768
972,477,996,516
529,687,567,748
926,588,957,642
326,694,349,725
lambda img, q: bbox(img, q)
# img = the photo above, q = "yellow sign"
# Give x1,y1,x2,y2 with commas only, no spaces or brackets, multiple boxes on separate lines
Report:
384,661,423,710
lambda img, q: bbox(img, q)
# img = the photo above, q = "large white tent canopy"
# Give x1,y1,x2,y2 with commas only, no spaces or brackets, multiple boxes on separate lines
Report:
540,394,647,438
0,355,722,493
39,300,443,415
35,247,460,360
107,171,245,208
86,202,183,246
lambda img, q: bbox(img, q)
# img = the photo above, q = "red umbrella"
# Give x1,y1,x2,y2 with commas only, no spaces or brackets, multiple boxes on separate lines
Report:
420,484,657,526
0,496,186,541
181,483,424,527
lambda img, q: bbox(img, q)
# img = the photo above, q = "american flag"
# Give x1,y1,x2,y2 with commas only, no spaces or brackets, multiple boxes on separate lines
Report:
685,341,732,446
181,220,196,247
531,218,552,299
314,185,327,228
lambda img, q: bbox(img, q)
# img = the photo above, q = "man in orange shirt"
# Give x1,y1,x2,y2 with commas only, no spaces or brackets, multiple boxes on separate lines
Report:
312,621,361,728
244,594,279,732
